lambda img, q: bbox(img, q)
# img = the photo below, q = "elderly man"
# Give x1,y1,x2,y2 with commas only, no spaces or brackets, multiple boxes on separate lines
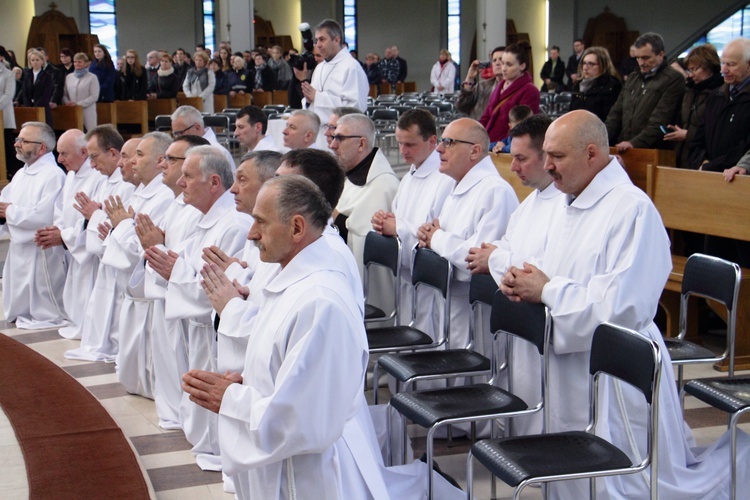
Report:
417,118,518,345
34,129,105,338
0,122,67,329
371,109,453,323
299,19,368,132
145,145,251,471
323,106,362,147
170,105,236,170
233,105,279,152
331,113,399,277
465,115,561,435
183,175,383,499
102,132,175,397
282,109,320,150
605,32,684,153
134,135,207,429
145,50,160,98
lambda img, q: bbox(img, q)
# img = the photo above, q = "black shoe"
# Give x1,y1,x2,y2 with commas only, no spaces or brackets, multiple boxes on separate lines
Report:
418,453,462,490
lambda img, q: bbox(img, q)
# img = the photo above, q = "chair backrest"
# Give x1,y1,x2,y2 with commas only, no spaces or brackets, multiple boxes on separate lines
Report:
154,115,172,133
490,292,550,355
202,114,231,130
372,109,398,122
590,323,660,405
264,104,286,112
469,274,498,308
363,232,401,276
411,247,452,299
417,105,439,117
682,253,741,312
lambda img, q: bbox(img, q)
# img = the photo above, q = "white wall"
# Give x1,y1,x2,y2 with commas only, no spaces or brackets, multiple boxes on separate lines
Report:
1,0,36,66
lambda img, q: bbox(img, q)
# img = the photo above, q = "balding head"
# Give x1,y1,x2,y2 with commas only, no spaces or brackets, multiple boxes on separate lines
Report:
721,38,750,86
119,138,141,185
543,110,610,197
436,118,489,182
57,129,88,173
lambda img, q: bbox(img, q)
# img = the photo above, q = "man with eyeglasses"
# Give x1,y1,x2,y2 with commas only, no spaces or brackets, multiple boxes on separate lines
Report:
34,129,105,339
330,113,399,278
170,105,236,171
129,135,207,430
233,105,279,152
417,117,518,351
605,32,684,153
0,121,68,329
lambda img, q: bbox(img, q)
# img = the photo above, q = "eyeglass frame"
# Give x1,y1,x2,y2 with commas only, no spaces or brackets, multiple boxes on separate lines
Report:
165,155,187,164
330,134,363,143
438,137,476,148
172,123,197,137
14,137,44,146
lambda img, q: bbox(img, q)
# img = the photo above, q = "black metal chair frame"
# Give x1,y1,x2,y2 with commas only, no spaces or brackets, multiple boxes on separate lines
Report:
665,253,741,406
154,114,171,133
362,232,401,325
466,323,662,500
386,292,552,499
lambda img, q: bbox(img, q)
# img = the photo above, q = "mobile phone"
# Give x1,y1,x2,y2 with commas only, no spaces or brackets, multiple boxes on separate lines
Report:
659,125,670,135
477,61,491,69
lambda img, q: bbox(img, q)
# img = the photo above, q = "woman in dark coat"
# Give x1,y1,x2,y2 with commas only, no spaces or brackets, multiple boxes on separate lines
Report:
569,46,622,122
21,49,55,127
89,44,117,102
154,51,181,99
115,49,148,100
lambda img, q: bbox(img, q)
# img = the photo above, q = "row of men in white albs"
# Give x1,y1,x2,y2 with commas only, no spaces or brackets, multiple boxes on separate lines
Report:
5,100,750,498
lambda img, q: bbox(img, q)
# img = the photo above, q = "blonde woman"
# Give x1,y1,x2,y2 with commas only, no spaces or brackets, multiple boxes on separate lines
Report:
183,51,215,113
430,49,456,93
62,52,100,131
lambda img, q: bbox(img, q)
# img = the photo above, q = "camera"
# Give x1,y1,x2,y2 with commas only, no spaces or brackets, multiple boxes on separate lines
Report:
477,61,492,69
291,22,317,73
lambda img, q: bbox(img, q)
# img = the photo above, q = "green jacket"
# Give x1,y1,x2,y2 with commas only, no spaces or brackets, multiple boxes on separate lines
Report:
605,63,685,148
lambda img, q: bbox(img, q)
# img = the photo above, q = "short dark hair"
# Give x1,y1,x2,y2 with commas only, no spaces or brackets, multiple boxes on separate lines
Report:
635,32,665,54
508,114,552,154
315,19,344,45
85,124,124,152
280,149,345,210
397,109,437,140
172,135,210,148
237,105,268,134
265,175,331,231
574,38,584,45
508,105,533,123
550,45,560,52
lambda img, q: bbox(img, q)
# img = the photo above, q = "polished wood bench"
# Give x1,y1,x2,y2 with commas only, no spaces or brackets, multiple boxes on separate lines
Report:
114,100,148,138
14,107,46,130
51,105,84,132
176,96,203,112
147,98,177,123
652,166,750,370
96,102,117,126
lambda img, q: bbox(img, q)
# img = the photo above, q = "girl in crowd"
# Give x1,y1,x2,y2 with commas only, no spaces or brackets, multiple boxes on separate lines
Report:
569,46,622,122
183,51,215,113
430,49,456,93
210,58,228,96
89,44,116,102
58,48,74,75
479,40,540,142
219,46,232,73
457,46,504,120
62,52,100,131
20,49,55,127
116,49,148,100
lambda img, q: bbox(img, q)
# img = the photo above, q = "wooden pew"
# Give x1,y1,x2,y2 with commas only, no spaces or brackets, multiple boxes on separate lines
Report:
0,110,5,185
147,99,177,123
213,94,228,113
271,90,288,107
51,105,84,132
252,91,272,107
609,147,675,196
14,107,46,131
176,96,203,112
403,81,417,93
652,166,750,370
369,84,378,99
114,100,148,138
228,93,252,108
491,153,534,202
96,102,117,126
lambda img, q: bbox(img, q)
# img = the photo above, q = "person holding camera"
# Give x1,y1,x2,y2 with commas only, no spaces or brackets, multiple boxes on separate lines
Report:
294,19,368,134
457,46,504,120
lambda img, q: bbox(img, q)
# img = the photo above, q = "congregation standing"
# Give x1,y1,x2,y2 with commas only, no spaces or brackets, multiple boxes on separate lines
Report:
2,17,750,500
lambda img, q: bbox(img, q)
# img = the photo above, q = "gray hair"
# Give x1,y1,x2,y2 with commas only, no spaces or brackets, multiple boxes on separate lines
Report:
290,109,321,134
725,37,750,63
315,19,344,45
142,131,172,156
635,32,665,54
331,106,363,119
575,112,610,151
240,150,282,182
264,175,331,230
60,128,87,150
186,145,234,189
22,121,56,150
171,105,204,127
337,113,376,149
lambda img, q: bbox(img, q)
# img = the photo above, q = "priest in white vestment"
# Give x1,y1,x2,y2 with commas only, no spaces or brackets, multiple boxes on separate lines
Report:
0,121,67,329
64,130,137,361
499,110,750,499
170,105,235,171
34,129,104,338
146,145,252,471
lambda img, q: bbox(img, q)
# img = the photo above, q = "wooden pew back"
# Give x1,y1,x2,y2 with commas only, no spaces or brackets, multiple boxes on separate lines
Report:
228,93,252,108
14,107,46,131
147,99,177,122
51,105,84,132
115,101,148,137
96,102,117,126
492,153,534,202
608,147,676,197
252,91,272,107
176,96,203,112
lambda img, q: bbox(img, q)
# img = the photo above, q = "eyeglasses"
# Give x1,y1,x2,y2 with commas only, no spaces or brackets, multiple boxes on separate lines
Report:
686,67,702,75
330,134,363,143
439,137,476,148
14,137,43,146
172,123,196,137
321,124,337,132
165,155,186,164
581,61,599,67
